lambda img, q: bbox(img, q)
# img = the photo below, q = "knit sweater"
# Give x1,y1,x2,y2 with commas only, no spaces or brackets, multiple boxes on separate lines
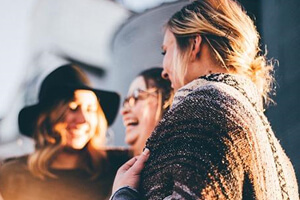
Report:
141,73,298,200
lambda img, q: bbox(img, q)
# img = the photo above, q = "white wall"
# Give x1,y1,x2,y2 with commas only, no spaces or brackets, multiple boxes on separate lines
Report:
0,0,130,160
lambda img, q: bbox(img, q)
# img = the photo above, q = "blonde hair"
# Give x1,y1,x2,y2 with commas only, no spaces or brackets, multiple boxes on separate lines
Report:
28,97,108,179
154,89,174,123
167,0,274,104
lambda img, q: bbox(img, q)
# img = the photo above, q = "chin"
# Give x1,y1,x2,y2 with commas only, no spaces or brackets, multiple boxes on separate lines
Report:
63,146,84,153
125,129,138,143
125,138,135,146
125,134,139,146
70,145,85,150
67,141,88,150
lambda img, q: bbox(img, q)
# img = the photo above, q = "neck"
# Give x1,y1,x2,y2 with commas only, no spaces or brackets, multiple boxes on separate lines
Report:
51,149,86,169
184,42,230,85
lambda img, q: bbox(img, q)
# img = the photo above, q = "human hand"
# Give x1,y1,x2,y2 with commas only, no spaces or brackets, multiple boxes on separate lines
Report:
112,148,150,193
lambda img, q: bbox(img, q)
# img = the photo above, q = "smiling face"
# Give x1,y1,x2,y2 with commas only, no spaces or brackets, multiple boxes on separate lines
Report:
55,89,99,150
161,29,183,92
121,76,159,155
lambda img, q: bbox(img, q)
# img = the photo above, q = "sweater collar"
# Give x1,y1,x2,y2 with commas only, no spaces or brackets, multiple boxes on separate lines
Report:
172,73,263,111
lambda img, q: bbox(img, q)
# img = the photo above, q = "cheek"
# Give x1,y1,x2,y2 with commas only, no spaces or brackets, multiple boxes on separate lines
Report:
63,113,72,124
164,53,176,80
89,115,98,129
139,102,158,129
84,114,98,132
132,103,146,121
163,54,171,72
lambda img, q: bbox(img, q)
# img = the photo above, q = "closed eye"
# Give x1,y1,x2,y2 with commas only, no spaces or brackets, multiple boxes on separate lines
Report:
69,102,79,111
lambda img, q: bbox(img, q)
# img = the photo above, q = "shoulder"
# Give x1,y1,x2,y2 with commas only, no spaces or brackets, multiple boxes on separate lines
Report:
174,79,238,107
177,74,261,112
148,80,248,146
169,84,233,121
171,80,248,120
0,155,30,186
1,155,28,171
0,155,29,179
187,81,237,104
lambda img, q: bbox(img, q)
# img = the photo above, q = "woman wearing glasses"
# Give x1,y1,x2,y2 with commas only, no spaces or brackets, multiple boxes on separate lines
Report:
122,68,173,156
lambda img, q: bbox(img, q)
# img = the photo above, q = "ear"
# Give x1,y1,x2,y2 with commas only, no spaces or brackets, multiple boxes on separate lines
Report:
191,35,202,61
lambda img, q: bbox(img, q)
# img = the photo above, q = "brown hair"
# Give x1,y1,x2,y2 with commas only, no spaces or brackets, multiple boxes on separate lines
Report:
139,67,174,121
166,0,274,104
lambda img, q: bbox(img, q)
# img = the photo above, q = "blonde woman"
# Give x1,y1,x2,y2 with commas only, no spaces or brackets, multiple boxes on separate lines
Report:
0,64,129,200
111,0,298,199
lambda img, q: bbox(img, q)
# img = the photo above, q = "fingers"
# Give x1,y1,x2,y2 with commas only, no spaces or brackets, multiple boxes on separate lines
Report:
112,148,151,193
129,148,150,175
119,156,139,172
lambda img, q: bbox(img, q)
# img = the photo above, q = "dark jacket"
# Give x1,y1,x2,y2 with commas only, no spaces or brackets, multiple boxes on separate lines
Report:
110,187,141,200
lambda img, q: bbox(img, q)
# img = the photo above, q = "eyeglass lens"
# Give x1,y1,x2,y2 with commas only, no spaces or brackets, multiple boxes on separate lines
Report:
123,88,157,108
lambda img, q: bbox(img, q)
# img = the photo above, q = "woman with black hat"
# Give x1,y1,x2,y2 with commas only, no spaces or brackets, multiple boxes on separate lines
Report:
0,64,130,200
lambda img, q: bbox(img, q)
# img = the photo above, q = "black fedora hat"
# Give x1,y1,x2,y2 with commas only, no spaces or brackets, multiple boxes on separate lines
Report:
18,64,120,137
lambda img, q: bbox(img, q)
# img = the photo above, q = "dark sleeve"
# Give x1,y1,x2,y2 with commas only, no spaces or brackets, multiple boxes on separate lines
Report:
141,88,249,199
110,186,142,200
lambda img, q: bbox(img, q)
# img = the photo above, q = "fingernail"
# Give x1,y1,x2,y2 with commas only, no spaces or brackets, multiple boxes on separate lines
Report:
142,148,150,156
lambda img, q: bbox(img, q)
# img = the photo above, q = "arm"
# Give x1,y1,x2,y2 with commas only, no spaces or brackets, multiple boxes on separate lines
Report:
110,149,150,200
110,186,141,200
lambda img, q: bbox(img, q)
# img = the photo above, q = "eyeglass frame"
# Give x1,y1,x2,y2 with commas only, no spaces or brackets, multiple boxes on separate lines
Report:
123,88,158,108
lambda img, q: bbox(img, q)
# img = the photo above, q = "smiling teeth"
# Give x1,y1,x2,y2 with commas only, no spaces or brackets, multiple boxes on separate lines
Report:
125,119,138,126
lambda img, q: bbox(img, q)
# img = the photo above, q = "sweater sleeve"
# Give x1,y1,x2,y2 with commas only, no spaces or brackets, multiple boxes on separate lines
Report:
110,186,141,200
141,88,249,200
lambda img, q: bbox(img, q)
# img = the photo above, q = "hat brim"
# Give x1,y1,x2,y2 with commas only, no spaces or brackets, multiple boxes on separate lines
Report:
18,86,120,137
18,104,42,137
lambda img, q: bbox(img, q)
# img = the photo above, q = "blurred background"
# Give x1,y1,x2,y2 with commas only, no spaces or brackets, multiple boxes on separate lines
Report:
0,0,299,185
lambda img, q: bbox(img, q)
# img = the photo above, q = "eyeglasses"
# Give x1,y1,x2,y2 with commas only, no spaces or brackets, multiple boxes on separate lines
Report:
123,88,158,108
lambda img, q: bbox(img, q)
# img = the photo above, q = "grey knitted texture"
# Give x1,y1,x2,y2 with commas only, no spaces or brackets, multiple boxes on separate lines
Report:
141,74,298,200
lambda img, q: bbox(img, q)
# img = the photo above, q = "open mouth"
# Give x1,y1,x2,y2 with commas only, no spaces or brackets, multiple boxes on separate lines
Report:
125,119,139,127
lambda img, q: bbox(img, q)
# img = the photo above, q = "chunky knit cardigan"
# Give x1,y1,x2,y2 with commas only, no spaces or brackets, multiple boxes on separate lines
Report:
141,74,298,200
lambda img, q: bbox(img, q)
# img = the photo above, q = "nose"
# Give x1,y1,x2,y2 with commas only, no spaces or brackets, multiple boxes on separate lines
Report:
74,108,87,124
121,104,131,116
161,69,169,80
